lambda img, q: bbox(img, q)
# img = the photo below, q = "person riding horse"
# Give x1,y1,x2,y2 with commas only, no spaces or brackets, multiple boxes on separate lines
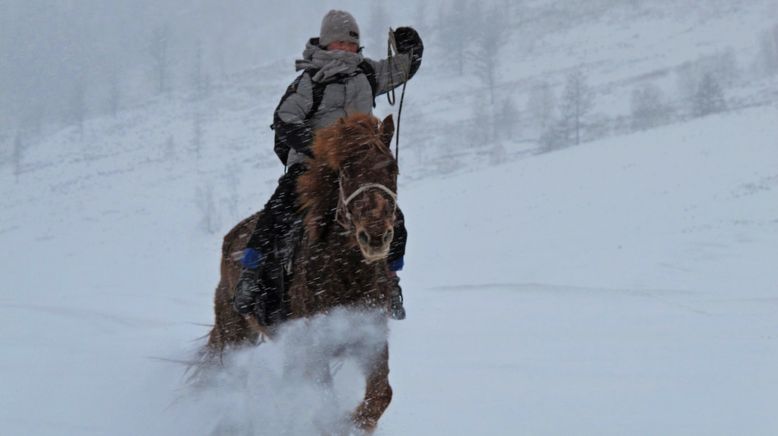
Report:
233,10,423,326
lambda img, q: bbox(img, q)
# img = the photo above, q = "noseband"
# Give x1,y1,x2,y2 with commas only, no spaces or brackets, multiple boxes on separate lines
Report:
336,174,397,230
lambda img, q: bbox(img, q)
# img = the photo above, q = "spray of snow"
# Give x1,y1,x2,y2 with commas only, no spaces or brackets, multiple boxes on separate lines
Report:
155,308,389,436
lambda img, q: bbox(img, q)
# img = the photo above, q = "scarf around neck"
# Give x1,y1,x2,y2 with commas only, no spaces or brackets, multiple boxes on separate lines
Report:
295,38,364,83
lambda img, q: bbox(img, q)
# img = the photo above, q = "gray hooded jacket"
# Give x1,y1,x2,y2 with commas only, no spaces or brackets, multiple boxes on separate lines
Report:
276,38,418,166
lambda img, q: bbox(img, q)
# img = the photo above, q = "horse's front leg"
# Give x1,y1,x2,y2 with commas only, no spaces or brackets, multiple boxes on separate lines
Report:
352,343,392,434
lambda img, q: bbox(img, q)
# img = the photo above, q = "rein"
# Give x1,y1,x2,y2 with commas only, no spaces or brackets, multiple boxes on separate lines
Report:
386,28,411,164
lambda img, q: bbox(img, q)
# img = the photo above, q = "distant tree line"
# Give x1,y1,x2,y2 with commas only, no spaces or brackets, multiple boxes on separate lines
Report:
440,13,777,160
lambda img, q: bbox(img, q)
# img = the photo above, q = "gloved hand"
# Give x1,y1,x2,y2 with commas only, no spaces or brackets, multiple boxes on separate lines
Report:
393,27,422,55
393,27,423,79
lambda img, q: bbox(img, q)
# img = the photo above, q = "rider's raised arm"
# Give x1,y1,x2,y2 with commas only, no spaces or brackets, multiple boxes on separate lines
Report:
364,27,424,96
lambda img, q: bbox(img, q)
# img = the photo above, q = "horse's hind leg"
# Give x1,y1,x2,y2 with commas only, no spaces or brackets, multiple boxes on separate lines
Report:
352,344,392,434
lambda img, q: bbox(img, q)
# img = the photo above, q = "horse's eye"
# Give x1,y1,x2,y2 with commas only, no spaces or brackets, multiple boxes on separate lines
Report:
371,159,393,171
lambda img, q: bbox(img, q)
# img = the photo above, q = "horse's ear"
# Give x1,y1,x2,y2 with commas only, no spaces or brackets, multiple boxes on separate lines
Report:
381,115,395,148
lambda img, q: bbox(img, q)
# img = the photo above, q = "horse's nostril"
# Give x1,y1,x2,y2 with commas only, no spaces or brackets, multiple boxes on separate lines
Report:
358,230,370,245
383,229,394,243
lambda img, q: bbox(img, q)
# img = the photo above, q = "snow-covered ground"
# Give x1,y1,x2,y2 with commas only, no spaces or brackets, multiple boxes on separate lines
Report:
3,103,776,435
385,106,778,435
2,1,778,435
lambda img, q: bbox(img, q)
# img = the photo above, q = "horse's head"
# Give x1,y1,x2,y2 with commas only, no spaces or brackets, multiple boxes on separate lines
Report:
299,113,399,263
336,115,398,262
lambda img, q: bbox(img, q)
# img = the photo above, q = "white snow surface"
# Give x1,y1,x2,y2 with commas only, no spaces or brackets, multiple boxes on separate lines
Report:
3,104,777,435
2,2,778,435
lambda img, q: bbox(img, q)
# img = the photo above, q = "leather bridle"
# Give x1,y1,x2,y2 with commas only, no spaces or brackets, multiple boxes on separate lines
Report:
335,173,397,230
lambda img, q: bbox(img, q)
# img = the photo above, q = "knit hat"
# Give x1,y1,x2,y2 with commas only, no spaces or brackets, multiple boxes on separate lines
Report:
319,10,360,47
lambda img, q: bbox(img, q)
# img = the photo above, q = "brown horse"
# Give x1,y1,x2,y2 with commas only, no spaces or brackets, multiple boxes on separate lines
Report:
205,113,400,433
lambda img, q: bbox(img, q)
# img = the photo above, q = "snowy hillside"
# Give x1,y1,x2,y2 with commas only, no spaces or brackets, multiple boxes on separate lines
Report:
2,1,778,435
3,103,776,435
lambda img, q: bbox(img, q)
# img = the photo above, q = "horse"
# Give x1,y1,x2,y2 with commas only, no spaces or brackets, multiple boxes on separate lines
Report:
205,113,400,433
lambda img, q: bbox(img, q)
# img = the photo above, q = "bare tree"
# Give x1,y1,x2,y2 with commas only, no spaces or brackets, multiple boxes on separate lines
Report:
438,0,470,76
469,94,494,145
757,24,778,76
771,23,778,73
192,39,210,99
20,103,44,138
12,130,24,182
676,60,701,106
500,0,517,19
539,119,567,152
630,83,667,131
495,96,520,140
192,39,203,96
192,111,203,159
712,49,739,87
472,5,508,105
676,50,738,115
489,143,507,166
692,73,726,117
196,184,220,234
527,82,556,133
107,67,121,117
164,135,176,161
70,78,86,138
150,24,171,95
222,163,241,220
559,70,594,146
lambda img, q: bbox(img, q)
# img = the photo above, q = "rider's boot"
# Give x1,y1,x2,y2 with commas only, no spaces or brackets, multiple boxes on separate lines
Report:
232,249,273,326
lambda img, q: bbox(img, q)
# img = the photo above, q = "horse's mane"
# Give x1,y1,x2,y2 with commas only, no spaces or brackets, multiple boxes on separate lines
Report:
297,113,396,241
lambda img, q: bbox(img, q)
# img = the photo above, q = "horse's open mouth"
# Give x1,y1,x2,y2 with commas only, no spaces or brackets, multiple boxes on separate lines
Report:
358,245,391,264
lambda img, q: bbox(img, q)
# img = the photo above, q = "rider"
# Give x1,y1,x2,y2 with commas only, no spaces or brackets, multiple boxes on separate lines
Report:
232,10,423,326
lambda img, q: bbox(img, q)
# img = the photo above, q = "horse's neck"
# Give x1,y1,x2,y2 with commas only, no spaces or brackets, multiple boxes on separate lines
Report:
301,228,386,308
